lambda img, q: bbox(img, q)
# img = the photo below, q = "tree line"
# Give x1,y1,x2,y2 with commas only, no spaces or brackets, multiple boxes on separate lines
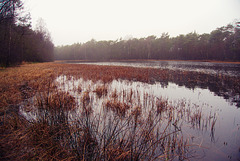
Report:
55,21,240,61
0,0,54,67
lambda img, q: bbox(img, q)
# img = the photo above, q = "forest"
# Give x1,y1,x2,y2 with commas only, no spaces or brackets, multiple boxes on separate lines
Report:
0,0,54,67
55,22,240,61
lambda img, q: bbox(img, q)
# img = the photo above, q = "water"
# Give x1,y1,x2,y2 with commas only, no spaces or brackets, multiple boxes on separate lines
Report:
20,75,240,160
66,60,240,77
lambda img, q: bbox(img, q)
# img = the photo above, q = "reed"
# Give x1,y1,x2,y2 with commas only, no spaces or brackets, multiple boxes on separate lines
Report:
105,100,130,117
94,85,108,98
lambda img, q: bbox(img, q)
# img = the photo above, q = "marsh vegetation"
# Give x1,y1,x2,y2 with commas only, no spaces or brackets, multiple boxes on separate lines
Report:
0,62,240,160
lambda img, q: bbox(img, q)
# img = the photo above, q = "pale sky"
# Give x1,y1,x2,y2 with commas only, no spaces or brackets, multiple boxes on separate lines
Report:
23,0,240,46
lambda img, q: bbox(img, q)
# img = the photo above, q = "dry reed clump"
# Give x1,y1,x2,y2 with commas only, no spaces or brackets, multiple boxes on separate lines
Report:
35,90,76,111
131,106,142,119
190,110,202,127
94,85,108,98
33,90,77,126
82,91,90,105
156,98,168,115
77,85,82,93
105,100,131,117
111,88,118,99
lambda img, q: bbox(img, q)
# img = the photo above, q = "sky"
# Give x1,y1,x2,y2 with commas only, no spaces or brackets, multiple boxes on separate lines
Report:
23,0,240,46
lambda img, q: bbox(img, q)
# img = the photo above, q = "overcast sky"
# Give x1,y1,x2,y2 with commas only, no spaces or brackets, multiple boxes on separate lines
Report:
23,0,240,46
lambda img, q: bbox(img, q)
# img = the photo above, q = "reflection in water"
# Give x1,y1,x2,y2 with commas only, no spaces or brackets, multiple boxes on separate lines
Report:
20,75,240,160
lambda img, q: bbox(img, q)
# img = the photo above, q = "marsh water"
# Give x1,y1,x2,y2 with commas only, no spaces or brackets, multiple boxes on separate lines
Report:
20,61,240,160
